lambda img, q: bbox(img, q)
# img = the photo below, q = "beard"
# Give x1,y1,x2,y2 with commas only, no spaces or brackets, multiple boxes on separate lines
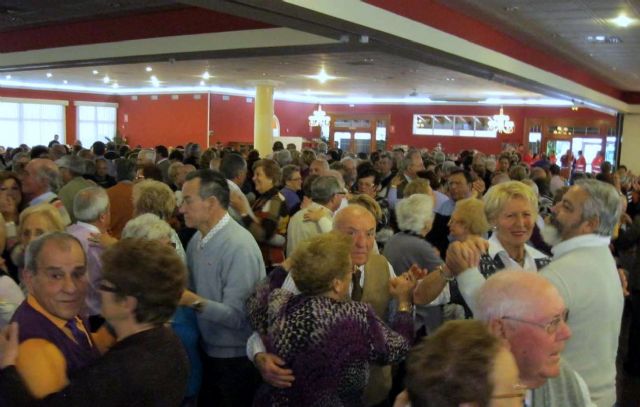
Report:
541,222,562,247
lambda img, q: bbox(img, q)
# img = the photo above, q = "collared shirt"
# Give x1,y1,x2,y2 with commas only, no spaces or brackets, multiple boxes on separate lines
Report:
550,233,611,259
488,233,545,272
197,213,231,250
29,191,58,206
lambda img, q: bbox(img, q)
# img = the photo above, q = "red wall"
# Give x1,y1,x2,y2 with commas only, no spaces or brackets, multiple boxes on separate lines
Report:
0,87,117,144
0,87,614,154
116,93,208,148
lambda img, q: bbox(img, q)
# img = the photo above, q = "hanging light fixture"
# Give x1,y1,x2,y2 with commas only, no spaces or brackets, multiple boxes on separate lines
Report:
308,105,331,127
487,107,515,134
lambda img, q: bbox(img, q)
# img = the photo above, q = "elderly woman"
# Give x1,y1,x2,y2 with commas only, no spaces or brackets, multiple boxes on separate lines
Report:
403,320,523,407
121,214,201,406
248,232,415,406
448,197,490,242
0,238,189,406
232,159,289,267
132,179,186,262
383,194,450,334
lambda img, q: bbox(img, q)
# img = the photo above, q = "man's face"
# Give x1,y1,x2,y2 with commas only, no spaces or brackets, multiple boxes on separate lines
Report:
285,171,303,192
546,186,591,243
335,212,376,266
310,161,325,176
376,157,393,175
405,155,425,178
447,173,471,202
26,239,88,320
21,161,43,197
95,160,108,178
179,178,211,230
343,160,357,183
499,158,510,172
503,290,571,387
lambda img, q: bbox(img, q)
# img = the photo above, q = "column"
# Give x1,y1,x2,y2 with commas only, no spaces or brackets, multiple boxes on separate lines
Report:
254,83,274,157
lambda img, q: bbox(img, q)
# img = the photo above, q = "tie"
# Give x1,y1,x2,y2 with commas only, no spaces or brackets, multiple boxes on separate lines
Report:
351,267,363,302
66,319,91,350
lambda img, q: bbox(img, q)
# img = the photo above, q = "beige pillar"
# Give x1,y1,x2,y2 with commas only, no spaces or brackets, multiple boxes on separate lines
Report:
254,84,274,157
621,114,640,174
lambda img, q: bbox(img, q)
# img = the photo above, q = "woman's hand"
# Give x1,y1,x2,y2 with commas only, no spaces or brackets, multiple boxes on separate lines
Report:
389,272,417,306
229,191,251,215
303,207,327,223
0,322,19,369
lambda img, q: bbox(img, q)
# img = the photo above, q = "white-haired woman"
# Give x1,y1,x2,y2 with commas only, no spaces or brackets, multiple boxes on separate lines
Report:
383,194,451,333
121,214,201,406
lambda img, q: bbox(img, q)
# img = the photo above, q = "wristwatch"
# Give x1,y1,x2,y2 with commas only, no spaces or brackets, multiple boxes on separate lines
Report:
437,265,455,282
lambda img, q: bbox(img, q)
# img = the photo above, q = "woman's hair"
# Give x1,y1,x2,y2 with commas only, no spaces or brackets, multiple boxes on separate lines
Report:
404,178,432,197
122,213,173,241
396,194,434,234
482,181,538,224
290,232,352,296
101,238,186,325
253,159,282,187
0,171,23,207
349,194,382,222
451,198,490,236
132,179,176,220
406,320,502,407
18,203,65,239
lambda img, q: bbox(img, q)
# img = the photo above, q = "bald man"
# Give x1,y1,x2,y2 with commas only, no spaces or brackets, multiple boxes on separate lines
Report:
249,205,411,406
476,271,593,406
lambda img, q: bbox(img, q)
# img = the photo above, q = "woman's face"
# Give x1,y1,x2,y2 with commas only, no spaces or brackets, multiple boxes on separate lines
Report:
21,213,56,246
448,212,469,241
495,197,535,249
253,167,274,194
0,178,22,206
489,347,525,407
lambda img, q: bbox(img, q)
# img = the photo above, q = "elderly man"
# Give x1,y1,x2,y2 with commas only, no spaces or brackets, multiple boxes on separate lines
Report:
286,175,343,256
21,158,71,225
476,271,593,406
387,150,424,201
56,155,94,223
219,152,252,222
450,179,623,407
178,169,265,407
136,148,156,168
309,158,329,176
66,187,113,330
251,205,417,406
10,232,99,398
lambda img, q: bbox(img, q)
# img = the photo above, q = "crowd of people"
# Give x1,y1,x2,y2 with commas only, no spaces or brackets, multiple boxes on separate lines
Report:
0,137,637,407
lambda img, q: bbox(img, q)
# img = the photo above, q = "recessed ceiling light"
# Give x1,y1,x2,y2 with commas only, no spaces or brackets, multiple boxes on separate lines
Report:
611,13,635,28
307,68,337,84
145,66,152,72
46,72,52,78
103,75,110,84
5,75,11,80
202,71,210,80
112,83,119,88
445,77,455,81
92,70,99,75
150,75,160,87
199,80,205,86
63,80,68,84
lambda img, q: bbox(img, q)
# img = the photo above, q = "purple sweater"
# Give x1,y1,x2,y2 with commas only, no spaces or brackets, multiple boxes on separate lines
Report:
248,289,413,407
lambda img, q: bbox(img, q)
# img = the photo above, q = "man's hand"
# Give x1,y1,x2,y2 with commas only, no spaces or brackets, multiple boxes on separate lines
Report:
255,352,295,388
303,207,328,223
229,191,251,216
179,289,202,307
89,232,118,248
407,264,427,280
0,322,19,369
445,241,482,276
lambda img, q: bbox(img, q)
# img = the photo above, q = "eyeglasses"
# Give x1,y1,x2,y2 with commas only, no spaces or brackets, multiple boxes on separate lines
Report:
502,309,569,335
492,383,528,400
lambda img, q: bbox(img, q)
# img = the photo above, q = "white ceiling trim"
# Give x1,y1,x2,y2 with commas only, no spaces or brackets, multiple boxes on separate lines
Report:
0,96,69,106
283,0,629,113
0,27,338,68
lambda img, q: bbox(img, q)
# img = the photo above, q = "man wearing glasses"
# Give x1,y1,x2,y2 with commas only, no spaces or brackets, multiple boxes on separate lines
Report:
9,232,99,398
449,179,623,407
476,271,594,406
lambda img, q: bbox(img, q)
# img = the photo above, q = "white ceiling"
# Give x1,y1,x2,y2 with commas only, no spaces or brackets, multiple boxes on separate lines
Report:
1,51,546,102
445,0,640,91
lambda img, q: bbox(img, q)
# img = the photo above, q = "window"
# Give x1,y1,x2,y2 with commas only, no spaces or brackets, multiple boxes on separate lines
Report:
413,114,497,138
0,99,66,147
75,102,117,147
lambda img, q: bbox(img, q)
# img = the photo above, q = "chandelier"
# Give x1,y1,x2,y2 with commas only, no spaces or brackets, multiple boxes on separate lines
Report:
308,105,331,127
487,107,514,134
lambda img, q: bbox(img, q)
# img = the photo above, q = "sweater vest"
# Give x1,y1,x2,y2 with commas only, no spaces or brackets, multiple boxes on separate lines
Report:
11,301,99,377
360,254,392,406
531,362,585,407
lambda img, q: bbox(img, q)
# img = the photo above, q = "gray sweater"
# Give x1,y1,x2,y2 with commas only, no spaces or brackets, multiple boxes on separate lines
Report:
187,217,266,358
